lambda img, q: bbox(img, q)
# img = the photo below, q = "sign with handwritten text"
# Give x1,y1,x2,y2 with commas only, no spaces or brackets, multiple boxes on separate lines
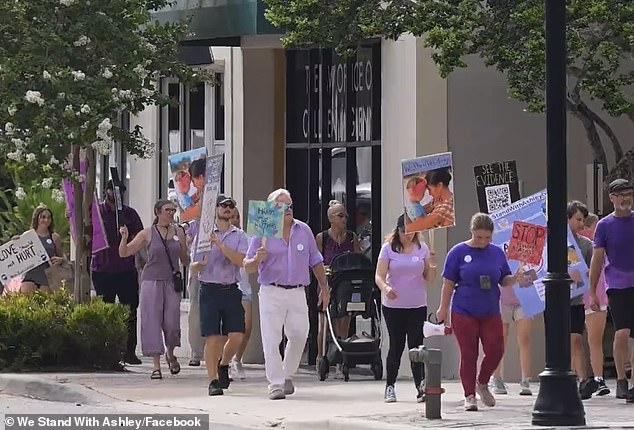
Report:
507,221,547,265
195,154,225,255
0,230,50,285
473,160,520,213
246,201,284,238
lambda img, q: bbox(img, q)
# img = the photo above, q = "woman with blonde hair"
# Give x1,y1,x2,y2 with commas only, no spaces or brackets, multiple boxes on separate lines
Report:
119,199,189,379
19,205,65,293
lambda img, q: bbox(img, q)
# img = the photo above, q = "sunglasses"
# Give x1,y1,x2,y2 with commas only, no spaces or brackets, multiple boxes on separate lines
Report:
285,203,294,211
612,191,633,198
219,202,236,209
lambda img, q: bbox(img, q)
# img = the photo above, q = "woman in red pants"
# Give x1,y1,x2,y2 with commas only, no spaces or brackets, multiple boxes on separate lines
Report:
436,213,517,411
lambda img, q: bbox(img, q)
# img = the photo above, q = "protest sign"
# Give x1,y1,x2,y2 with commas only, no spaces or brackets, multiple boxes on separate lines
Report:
473,160,520,213
506,221,547,265
401,152,455,233
63,160,109,254
168,147,207,222
195,154,225,255
0,230,50,285
490,189,589,317
246,201,285,239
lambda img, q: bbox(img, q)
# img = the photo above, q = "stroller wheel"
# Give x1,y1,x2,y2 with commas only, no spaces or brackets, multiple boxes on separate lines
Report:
342,364,350,382
318,357,330,381
371,357,383,381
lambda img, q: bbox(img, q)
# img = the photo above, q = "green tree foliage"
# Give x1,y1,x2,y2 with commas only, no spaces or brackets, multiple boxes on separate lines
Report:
265,0,634,181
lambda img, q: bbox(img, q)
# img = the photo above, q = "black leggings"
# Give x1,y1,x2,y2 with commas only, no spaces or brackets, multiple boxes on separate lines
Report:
383,305,426,387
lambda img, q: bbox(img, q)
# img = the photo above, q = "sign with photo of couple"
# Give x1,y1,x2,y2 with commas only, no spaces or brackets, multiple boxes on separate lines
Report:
401,152,455,234
490,189,590,317
246,201,285,239
0,230,50,286
473,160,520,213
168,147,207,222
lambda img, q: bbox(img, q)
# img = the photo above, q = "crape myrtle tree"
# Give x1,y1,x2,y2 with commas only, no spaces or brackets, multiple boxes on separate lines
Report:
0,0,203,303
265,0,634,182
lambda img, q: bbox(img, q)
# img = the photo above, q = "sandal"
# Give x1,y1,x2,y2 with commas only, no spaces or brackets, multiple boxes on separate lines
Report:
167,356,181,375
151,369,162,380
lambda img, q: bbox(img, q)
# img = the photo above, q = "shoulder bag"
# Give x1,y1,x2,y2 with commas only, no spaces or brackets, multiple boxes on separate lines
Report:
155,226,184,293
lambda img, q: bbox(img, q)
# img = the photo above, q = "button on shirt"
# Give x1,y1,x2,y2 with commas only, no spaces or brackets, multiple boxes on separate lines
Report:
91,203,144,273
198,225,249,285
246,219,323,286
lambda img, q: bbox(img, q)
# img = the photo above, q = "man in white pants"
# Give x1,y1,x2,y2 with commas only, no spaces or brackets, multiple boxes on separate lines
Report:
244,189,330,400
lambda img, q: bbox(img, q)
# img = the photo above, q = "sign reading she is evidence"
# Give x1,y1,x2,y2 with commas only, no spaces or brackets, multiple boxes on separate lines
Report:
246,200,285,239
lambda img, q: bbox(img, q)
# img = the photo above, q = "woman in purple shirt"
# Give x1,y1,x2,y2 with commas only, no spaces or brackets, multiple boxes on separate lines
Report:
119,200,189,380
375,214,437,403
436,213,515,411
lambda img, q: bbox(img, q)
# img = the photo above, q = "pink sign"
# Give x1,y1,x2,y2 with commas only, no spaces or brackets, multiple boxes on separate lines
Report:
63,161,109,254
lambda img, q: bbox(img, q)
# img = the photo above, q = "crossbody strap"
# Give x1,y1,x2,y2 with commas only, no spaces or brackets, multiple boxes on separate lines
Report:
155,225,177,273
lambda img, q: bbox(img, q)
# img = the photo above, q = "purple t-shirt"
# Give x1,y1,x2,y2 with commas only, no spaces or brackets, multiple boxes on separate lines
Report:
593,212,634,290
378,242,430,309
198,225,248,285
246,219,323,286
443,242,511,317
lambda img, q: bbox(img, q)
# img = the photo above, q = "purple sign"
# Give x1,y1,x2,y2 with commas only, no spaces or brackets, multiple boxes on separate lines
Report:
63,161,109,254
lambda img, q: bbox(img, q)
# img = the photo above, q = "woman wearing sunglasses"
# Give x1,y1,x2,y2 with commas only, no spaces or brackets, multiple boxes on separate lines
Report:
119,199,190,380
315,200,361,378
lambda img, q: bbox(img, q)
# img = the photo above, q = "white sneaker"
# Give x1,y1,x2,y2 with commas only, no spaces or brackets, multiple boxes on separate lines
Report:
384,385,397,403
476,383,496,407
231,359,246,380
490,377,508,395
464,395,478,411
519,378,532,396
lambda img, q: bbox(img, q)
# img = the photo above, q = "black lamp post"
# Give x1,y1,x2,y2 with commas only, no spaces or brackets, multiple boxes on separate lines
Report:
532,0,585,426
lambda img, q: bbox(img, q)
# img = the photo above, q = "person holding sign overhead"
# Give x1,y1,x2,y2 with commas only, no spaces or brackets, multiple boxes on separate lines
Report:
244,189,330,400
436,213,520,412
189,195,248,396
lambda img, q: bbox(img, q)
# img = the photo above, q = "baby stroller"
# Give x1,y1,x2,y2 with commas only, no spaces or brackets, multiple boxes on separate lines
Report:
318,252,383,382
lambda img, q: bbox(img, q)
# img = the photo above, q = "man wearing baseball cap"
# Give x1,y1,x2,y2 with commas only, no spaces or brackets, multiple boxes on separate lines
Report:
589,178,634,402
190,194,248,396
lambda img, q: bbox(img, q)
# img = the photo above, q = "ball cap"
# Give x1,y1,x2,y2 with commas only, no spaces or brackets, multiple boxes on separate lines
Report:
216,194,235,206
608,179,633,194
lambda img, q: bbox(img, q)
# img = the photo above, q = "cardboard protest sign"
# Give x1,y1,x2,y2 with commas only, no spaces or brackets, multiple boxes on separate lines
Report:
401,152,455,234
195,154,225,255
63,159,109,254
490,189,589,317
473,160,520,213
246,201,285,239
0,230,50,285
506,221,547,265
168,147,207,222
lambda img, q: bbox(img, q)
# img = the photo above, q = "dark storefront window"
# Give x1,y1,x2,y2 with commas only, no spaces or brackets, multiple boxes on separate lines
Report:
285,42,382,263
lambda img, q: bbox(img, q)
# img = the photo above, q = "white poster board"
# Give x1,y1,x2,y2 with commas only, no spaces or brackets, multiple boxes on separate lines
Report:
0,230,50,285
195,154,225,255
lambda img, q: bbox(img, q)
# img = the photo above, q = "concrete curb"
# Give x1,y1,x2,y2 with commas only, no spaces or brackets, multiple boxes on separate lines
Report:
0,374,114,404
284,418,421,430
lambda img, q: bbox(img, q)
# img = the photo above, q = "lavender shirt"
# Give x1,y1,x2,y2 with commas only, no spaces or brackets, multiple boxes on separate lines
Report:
594,212,634,290
378,242,430,309
246,219,323,286
198,225,248,285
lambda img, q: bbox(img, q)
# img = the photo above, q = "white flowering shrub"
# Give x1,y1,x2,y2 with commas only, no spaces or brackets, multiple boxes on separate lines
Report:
0,0,200,175
0,0,203,302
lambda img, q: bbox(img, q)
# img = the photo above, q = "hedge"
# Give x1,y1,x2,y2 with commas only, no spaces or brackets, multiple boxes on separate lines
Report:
0,289,127,371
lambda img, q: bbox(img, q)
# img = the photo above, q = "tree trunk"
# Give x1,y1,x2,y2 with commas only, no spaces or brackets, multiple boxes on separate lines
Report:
577,100,624,162
71,146,96,304
567,99,608,170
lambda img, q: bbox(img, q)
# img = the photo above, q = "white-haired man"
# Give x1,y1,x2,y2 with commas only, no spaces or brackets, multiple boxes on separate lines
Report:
244,188,330,400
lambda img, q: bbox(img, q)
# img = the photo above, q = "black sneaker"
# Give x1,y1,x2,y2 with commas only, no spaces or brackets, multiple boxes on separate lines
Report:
208,380,223,396
579,378,598,400
616,379,629,399
124,354,142,365
218,364,231,389
595,378,610,396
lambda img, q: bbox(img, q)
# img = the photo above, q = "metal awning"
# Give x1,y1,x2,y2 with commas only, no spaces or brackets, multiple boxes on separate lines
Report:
152,0,280,41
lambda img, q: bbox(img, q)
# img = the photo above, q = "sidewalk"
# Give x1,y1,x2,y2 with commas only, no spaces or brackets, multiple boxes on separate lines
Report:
1,361,634,430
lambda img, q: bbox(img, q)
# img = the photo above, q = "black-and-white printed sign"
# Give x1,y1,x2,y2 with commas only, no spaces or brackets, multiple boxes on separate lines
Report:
0,230,50,285
474,161,520,213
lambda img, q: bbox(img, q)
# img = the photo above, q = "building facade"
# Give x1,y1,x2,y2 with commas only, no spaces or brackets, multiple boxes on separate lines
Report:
106,2,634,380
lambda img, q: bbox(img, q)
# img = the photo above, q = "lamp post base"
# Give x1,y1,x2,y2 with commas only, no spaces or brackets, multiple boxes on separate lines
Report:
532,369,586,426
